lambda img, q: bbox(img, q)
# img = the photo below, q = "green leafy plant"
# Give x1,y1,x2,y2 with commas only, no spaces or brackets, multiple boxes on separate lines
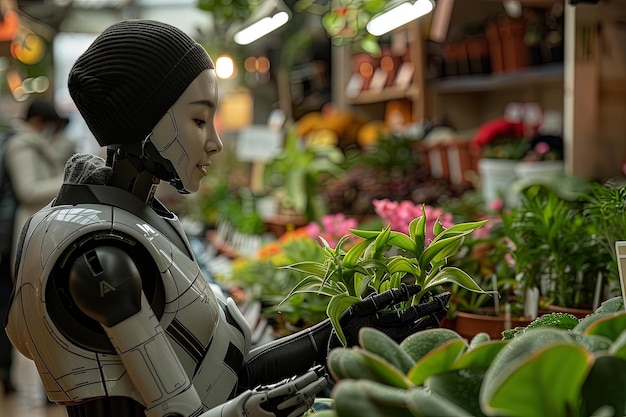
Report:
448,218,519,316
503,184,610,310
315,297,626,417
583,180,626,288
264,127,345,223
225,228,330,330
294,0,387,56
280,205,495,345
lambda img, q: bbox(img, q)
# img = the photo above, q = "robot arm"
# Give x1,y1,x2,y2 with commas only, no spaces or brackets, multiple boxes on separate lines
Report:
200,365,328,417
239,284,449,390
69,245,205,417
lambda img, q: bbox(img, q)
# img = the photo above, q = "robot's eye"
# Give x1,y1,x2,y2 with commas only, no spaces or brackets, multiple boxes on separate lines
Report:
194,119,206,128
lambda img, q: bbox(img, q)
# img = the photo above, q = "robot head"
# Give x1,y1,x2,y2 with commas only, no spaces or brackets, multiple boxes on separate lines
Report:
148,71,222,193
68,19,222,193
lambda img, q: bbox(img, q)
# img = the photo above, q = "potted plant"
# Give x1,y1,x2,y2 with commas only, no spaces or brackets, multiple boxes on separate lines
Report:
312,296,626,417
474,137,529,207
583,180,626,291
502,182,607,318
280,202,496,345
264,127,346,230
447,217,530,339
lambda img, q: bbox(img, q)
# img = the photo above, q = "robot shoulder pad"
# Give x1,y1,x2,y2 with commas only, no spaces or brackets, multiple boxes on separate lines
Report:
69,245,143,327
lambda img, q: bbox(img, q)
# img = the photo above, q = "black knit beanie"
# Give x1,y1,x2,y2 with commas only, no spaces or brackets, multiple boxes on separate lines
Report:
68,19,214,147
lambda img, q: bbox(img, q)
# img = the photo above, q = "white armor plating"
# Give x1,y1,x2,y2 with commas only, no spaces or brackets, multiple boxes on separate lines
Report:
6,199,251,412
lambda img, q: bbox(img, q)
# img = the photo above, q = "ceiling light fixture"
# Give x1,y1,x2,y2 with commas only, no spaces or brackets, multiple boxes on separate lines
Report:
233,0,291,45
366,0,435,37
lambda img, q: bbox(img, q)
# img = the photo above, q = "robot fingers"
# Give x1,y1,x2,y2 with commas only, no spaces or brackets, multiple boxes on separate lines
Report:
375,291,451,326
266,366,328,399
346,284,422,319
275,376,326,411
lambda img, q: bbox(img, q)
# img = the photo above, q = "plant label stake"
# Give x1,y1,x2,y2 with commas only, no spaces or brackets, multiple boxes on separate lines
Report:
615,241,626,310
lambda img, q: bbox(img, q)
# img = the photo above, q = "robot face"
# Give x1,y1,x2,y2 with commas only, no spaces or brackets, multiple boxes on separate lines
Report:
150,69,223,193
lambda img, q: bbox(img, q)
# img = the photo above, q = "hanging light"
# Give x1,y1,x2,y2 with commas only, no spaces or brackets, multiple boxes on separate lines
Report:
366,0,434,37
215,54,237,79
233,0,291,45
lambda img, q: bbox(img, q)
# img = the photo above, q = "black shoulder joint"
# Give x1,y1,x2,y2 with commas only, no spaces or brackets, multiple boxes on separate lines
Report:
69,246,143,327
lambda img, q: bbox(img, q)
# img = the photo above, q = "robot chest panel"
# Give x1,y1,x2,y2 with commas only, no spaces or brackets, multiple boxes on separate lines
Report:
161,256,220,355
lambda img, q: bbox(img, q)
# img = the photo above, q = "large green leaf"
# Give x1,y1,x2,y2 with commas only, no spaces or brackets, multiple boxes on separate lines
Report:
609,330,626,359
430,220,488,241
373,226,392,256
279,275,345,301
359,328,416,374
349,229,417,253
426,368,488,417
399,328,463,363
333,380,414,417
583,312,626,342
566,333,612,353
407,339,467,386
348,229,381,239
581,355,626,417
406,386,476,417
342,239,372,269
419,235,466,269
408,212,426,255
482,344,593,417
423,267,496,295
327,293,362,346
482,328,574,402
468,332,491,349
387,257,420,277
387,231,419,253
359,349,413,389
327,349,381,382
453,340,508,369
281,260,328,277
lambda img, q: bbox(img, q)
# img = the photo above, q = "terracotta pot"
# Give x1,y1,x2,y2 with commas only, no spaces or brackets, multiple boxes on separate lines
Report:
351,53,380,91
485,22,503,73
454,308,534,340
466,35,490,74
497,17,528,71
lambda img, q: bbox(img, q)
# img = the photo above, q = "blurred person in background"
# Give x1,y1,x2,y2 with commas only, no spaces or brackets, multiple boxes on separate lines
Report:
0,98,75,395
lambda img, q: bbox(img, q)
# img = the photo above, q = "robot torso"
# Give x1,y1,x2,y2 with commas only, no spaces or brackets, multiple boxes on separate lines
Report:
5,184,251,411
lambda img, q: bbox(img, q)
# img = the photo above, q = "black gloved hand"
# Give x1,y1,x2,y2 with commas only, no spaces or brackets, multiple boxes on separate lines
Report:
328,284,450,350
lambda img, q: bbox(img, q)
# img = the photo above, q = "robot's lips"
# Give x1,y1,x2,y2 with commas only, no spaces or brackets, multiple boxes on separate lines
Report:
197,165,208,176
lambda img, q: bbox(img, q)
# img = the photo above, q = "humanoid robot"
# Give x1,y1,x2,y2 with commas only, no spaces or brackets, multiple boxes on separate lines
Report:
4,20,450,417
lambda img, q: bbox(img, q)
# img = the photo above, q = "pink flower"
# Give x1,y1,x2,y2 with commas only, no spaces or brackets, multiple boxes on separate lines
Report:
304,221,322,239
373,199,453,245
490,199,504,211
305,213,359,248
534,141,551,155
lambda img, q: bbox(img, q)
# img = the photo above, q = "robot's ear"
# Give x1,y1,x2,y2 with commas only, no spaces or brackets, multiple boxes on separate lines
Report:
151,110,178,152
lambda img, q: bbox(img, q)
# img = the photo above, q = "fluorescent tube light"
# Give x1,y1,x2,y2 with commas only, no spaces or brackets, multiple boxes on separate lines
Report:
234,11,290,45
366,0,434,37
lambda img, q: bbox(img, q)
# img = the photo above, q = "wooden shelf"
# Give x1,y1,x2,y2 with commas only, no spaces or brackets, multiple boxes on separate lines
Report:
346,84,421,105
429,63,564,94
